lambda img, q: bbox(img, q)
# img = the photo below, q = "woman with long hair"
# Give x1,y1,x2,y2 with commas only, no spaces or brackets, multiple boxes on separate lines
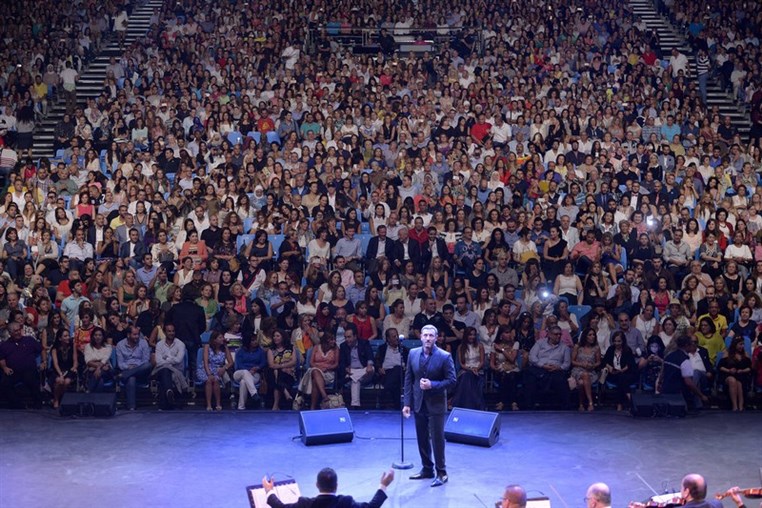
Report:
571,328,601,411
602,330,637,411
267,329,297,410
298,332,339,410
451,327,485,410
718,337,753,411
197,330,233,411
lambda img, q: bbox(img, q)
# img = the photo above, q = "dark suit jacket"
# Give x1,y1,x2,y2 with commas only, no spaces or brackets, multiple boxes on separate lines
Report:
365,236,397,261
420,237,451,270
391,239,421,270
119,240,147,260
403,346,456,415
267,489,387,508
339,340,375,380
165,300,206,346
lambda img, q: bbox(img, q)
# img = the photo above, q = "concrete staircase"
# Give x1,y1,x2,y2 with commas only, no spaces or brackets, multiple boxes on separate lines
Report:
33,0,163,160
629,0,750,142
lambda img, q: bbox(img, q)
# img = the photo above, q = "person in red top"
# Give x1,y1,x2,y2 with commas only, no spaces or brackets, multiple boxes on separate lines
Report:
470,113,491,145
571,229,602,275
256,109,275,134
408,216,429,250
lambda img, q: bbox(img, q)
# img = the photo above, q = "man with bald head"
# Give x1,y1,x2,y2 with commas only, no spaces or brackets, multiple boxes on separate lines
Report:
585,483,612,508
500,485,527,508
681,474,722,508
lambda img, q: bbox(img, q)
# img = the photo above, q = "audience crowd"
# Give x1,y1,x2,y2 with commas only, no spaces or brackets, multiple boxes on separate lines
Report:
1,0,762,412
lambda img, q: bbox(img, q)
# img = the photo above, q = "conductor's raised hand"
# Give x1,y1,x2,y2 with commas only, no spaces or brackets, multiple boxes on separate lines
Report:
380,469,395,487
262,475,274,493
402,406,411,418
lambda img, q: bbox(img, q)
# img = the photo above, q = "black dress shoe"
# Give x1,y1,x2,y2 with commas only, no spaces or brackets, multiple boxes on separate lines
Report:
431,474,448,487
409,470,435,480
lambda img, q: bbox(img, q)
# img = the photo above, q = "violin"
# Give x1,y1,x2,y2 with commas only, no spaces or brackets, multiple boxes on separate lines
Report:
715,488,762,500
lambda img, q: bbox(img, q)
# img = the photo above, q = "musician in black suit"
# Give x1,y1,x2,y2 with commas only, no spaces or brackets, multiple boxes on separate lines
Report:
365,225,397,274
264,467,394,508
403,324,457,487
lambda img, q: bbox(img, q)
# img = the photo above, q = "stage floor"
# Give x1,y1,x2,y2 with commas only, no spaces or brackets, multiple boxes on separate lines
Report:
1,409,760,508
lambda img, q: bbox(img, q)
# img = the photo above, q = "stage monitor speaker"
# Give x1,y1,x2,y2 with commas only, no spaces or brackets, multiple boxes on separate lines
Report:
631,393,686,418
60,392,117,417
444,407,501,447
298,408,354,446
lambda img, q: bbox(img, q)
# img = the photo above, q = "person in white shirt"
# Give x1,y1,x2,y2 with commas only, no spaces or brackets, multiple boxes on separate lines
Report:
491,115,512,147
59,61,78,114
63,228,94,268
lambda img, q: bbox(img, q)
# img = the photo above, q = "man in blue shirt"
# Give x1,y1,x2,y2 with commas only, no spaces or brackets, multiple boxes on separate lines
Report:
116,326,152,410
522,326,571,409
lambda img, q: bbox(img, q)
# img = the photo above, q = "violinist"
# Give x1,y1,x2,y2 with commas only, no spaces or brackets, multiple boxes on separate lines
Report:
630,475,726,508
680,474,722,508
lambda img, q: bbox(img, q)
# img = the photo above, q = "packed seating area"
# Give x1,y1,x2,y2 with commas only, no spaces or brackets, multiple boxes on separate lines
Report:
1,0,762,414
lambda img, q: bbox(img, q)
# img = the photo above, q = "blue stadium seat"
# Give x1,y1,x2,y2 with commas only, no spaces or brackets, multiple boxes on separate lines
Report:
269,234,285,258
236,234,254,251
247,131,261,144
227,131,243,145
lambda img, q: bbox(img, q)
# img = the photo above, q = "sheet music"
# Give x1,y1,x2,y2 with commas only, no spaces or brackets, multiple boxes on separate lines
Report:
247,479,301,508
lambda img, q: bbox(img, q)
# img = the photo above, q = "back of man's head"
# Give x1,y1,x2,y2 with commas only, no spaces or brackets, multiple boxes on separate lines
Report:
587,483,612,506
682,474,707,501
316,468,338,493
504,485,527,508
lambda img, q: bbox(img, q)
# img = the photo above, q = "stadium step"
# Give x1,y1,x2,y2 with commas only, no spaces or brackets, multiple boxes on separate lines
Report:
32,0,164,160
629,0,751,143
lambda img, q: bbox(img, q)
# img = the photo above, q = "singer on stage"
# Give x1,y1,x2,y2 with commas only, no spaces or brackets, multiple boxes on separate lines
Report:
402,324,457,487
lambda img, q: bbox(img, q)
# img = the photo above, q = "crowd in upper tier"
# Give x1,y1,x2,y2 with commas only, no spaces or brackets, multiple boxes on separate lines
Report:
0,0,761,412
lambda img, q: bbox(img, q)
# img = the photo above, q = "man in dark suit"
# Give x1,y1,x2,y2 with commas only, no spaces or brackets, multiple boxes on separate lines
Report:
375,328,410,409
165,286,206,379
403,324,456,487
391,226,421,272
365,225,397,274
119,227,148,268
338,325,375,409
263,467,394,508
420,226,451,272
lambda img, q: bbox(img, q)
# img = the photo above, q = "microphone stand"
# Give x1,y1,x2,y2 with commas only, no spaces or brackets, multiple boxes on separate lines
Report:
392,335,413,470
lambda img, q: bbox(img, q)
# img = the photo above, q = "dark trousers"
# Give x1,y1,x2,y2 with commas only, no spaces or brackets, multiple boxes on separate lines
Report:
495,370,519,406
156,368,176,409
380,366,402,409
1,369,41,408
119,362,152,410
414,406,446,475
608,372,635,406
183,341,199,381
522,365,570,409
